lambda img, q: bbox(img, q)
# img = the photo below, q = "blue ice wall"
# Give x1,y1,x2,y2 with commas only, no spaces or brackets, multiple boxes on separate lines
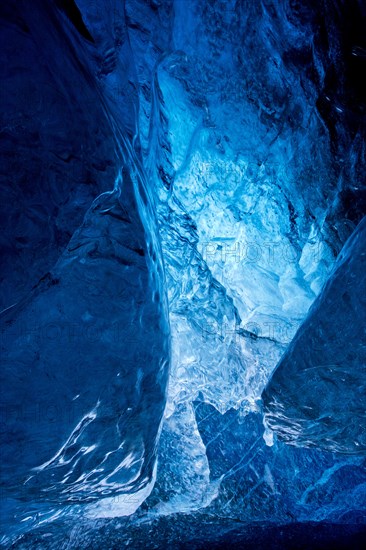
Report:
1,168,170,504
0,0,365,547
263,217,366,454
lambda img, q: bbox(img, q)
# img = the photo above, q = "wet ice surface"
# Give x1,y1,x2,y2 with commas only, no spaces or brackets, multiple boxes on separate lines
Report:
263,218,366,454
0,169,170,538
7,516,366,550
1,0,366,546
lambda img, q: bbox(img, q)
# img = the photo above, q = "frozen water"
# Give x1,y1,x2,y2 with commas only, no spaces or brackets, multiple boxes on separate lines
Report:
1,168,170,534
263,217,366,454
0,0,365,546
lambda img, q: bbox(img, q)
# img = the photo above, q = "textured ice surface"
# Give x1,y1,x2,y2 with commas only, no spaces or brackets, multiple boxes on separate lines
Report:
1,0,366,546
0,168,170,532
144,0,343,423
192,404,366,524
263,217,366,454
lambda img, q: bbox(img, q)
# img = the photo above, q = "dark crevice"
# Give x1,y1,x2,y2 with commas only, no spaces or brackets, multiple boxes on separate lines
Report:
55,0,95,43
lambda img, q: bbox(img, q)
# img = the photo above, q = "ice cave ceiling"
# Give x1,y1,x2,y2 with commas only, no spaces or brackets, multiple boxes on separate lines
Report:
0,0,365,547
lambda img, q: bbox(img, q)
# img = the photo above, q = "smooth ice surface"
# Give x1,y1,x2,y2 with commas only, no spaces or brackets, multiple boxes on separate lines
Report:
0,168,170,530
263,217,366,454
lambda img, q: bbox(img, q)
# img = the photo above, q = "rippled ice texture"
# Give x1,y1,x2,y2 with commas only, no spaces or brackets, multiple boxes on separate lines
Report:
0,0,365,545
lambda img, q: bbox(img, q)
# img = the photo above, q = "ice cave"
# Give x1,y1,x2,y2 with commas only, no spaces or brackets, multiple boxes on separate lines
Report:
0,0,365,548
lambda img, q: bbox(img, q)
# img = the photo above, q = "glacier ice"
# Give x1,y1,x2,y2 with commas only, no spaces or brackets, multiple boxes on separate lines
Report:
262,216,366,454
1,168,170,528
1,0,366,546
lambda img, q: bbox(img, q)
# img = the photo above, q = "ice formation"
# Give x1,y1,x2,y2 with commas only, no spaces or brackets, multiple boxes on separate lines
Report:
263,216,366,454
1,166,170,530
0,0,365,547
